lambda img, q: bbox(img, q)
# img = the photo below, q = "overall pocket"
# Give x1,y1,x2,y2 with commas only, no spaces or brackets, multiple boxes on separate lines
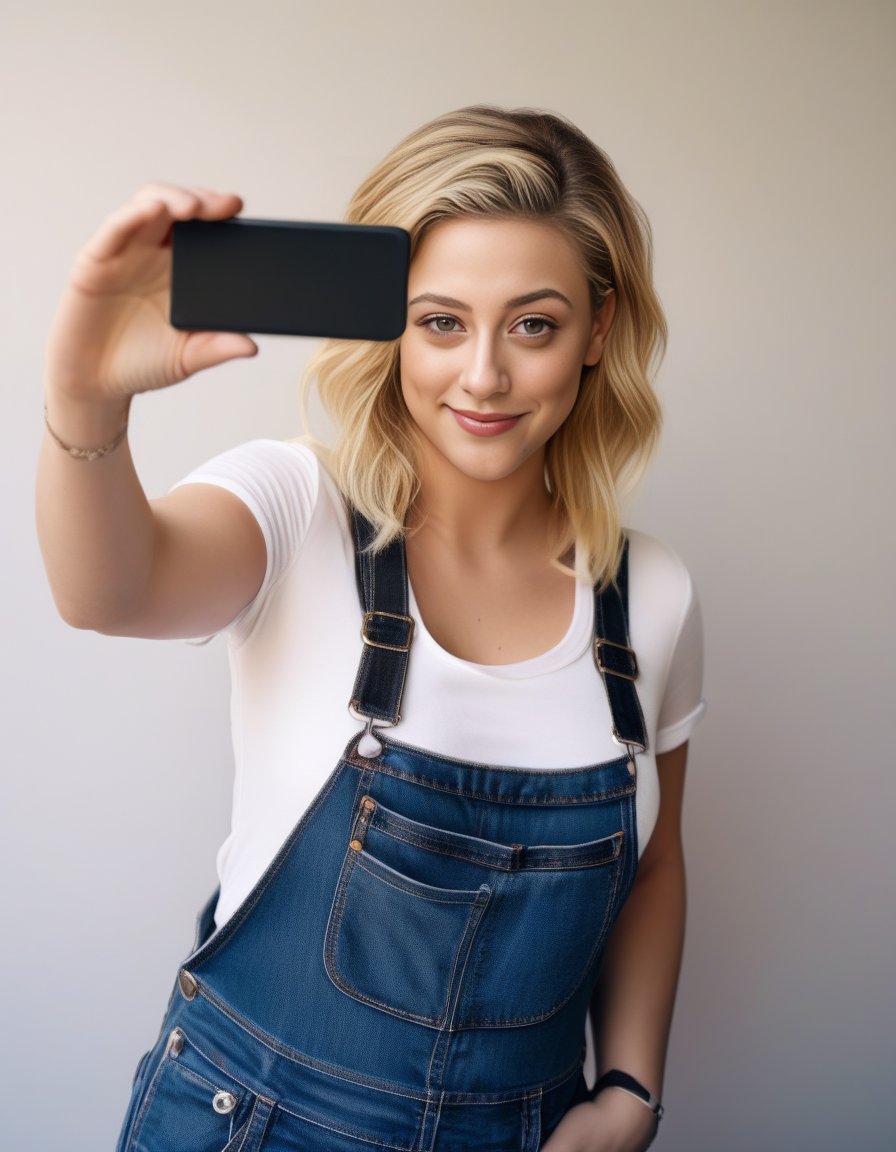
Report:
323,795,624,1029
125,1028,273,1152
324,809,491,1026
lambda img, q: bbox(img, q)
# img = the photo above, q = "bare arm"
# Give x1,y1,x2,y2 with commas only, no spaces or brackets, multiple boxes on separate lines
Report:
36,184,265,638
541,742,689,1152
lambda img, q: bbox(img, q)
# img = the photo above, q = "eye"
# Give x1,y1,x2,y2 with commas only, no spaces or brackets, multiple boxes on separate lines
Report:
511,315,558,337
419,314,464,335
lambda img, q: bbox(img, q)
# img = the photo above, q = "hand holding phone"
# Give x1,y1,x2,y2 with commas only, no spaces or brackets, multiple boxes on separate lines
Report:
45,184,258,412
170,218,410,341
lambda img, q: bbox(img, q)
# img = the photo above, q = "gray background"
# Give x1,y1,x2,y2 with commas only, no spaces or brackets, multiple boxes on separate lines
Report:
2,1,894,1148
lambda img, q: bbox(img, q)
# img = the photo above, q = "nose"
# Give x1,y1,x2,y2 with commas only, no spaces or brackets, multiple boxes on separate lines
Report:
460,333,510,399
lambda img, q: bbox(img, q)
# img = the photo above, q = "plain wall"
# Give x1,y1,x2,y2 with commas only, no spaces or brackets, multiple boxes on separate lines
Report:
2,1,894,1147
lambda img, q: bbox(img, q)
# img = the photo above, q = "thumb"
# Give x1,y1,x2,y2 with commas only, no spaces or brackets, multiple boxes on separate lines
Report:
180,331,258,377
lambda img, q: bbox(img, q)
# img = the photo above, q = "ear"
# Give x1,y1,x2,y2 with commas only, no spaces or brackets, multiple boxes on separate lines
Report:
583,290,617,367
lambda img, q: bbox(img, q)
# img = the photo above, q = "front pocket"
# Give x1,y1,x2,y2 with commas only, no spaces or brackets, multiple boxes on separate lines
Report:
324,796,625,1029
126,1028,259,1152
455,850,623,1027
324,843,491,1026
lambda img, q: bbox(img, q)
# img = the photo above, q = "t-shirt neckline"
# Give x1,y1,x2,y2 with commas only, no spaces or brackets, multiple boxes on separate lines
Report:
407,573,593,681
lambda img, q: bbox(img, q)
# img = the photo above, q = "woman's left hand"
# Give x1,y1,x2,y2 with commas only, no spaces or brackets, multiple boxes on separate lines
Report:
539,1090,659,1152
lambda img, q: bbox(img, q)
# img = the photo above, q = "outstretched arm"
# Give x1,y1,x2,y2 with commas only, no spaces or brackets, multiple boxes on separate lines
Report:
541,741,688,1151
37,185,266,639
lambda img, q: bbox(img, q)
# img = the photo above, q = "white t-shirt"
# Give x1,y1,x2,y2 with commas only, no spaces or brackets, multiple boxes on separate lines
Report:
175,440,705,929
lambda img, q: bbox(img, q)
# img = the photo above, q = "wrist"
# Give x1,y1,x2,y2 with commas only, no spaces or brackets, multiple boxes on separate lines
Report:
43,389,131,454
590,1069,663,1123
579,1092,660,1152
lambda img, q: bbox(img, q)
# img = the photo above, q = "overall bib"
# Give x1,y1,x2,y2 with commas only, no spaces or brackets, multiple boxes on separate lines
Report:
117,514,647,1152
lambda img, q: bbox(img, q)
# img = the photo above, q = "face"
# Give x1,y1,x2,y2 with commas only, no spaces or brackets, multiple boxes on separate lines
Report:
399,216,613,489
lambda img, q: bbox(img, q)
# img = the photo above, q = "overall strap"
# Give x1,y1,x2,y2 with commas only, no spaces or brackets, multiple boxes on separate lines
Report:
593,537,648,752
349,510,415,726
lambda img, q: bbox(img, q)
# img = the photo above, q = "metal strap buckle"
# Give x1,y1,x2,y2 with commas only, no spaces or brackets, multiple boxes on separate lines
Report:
361,611,415,653
594,638,639,681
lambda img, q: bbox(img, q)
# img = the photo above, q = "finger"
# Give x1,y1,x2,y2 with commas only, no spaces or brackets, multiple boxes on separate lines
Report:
86,198,172,261
179,331,258,378
189,190,244,220
132,182,243,221
87,188,243,262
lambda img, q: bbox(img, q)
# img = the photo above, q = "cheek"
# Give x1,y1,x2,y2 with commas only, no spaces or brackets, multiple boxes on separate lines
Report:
525,354,583,407
400,345,461,413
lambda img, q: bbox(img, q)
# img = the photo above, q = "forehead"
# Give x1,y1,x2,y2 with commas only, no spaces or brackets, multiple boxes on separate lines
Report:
409,217,589,301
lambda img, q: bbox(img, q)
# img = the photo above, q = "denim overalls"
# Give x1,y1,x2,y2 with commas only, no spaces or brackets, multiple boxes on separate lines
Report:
117,513,647,1152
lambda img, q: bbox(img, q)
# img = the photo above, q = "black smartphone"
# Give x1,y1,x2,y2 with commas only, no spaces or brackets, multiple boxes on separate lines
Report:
170,218,410,340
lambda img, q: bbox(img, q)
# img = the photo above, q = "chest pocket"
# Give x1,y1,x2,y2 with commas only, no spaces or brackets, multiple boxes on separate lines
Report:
324,794,627,1030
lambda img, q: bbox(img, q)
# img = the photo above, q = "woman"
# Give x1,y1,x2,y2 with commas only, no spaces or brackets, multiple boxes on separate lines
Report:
38,106,703,1151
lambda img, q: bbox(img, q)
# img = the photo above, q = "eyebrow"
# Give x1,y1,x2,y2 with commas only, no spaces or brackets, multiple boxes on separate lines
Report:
407,289,574,310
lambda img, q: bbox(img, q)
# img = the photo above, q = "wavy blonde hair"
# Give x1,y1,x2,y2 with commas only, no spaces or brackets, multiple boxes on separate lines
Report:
303,105,665,585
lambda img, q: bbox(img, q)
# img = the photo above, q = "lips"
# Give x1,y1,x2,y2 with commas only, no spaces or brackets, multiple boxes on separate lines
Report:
449,408,523,437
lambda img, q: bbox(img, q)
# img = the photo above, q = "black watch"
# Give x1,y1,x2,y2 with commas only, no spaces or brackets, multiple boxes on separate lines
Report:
590,1069,664,1122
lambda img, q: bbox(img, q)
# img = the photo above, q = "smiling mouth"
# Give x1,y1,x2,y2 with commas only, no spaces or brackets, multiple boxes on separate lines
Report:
449,408,524,436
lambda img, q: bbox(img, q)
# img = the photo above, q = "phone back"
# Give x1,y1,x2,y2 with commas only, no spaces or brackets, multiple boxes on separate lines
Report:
171,218,410,340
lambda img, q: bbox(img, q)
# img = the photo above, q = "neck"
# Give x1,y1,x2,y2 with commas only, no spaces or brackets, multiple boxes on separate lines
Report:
408,448,559,559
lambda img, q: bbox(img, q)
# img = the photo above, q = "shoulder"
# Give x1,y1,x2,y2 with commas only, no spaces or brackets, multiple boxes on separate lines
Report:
173,439,351,636
173,437,332,528
623,532,706,751
623,529,702,678
624,529,696,620
176,435,319,488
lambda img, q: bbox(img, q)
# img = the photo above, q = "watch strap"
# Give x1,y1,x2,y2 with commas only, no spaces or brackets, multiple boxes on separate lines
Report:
590,1069,664,1121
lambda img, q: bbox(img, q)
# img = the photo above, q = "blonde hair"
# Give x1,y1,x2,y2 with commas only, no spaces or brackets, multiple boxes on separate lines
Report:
303,105,665,585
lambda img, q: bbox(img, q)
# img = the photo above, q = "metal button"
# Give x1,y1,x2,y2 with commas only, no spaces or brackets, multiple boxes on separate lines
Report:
212,1090,237,1115
178,970,198,1001
165,1028,185,1058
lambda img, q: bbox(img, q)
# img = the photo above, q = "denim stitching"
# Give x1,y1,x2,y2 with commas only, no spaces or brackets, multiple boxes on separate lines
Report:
125,1052,167,1152
356,761,635,806
457,852,625,1028
352,852,485,903
194,983,437,1100
354,801,624,1029
275,1101,415,1151
436,1056,583,1105
188,986,587,1104
186,760,347,972
324,844,489,1028
347,744,636,805
521,1089,542,1152
126,1049,231,1151
360,732,635,782
164,1029,255,1101
417,888,492,1148
222,1117,249,1152
370,808,623,871
232,1095,275,1152
167,1059,231,1096
170,1022,414,1149
323,844,450,1026
145,681,638,1133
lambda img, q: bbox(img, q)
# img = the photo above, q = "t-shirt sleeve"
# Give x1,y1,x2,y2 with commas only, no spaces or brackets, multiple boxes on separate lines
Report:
655,571,706,754
170,439,320,641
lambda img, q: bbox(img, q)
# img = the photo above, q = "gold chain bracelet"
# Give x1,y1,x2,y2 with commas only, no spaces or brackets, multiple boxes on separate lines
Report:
43,405,129,462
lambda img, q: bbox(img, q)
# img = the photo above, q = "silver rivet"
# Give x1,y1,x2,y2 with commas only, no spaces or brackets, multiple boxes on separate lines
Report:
165,1028,185,1057
178,970,198,1001
212,1090,237,1114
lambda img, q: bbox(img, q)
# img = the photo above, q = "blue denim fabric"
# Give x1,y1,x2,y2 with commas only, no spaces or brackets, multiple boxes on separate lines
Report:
117,731,637,1151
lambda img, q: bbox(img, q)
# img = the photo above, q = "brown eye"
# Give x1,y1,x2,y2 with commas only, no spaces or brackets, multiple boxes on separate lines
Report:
420,314,462,334
513,316,557,337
